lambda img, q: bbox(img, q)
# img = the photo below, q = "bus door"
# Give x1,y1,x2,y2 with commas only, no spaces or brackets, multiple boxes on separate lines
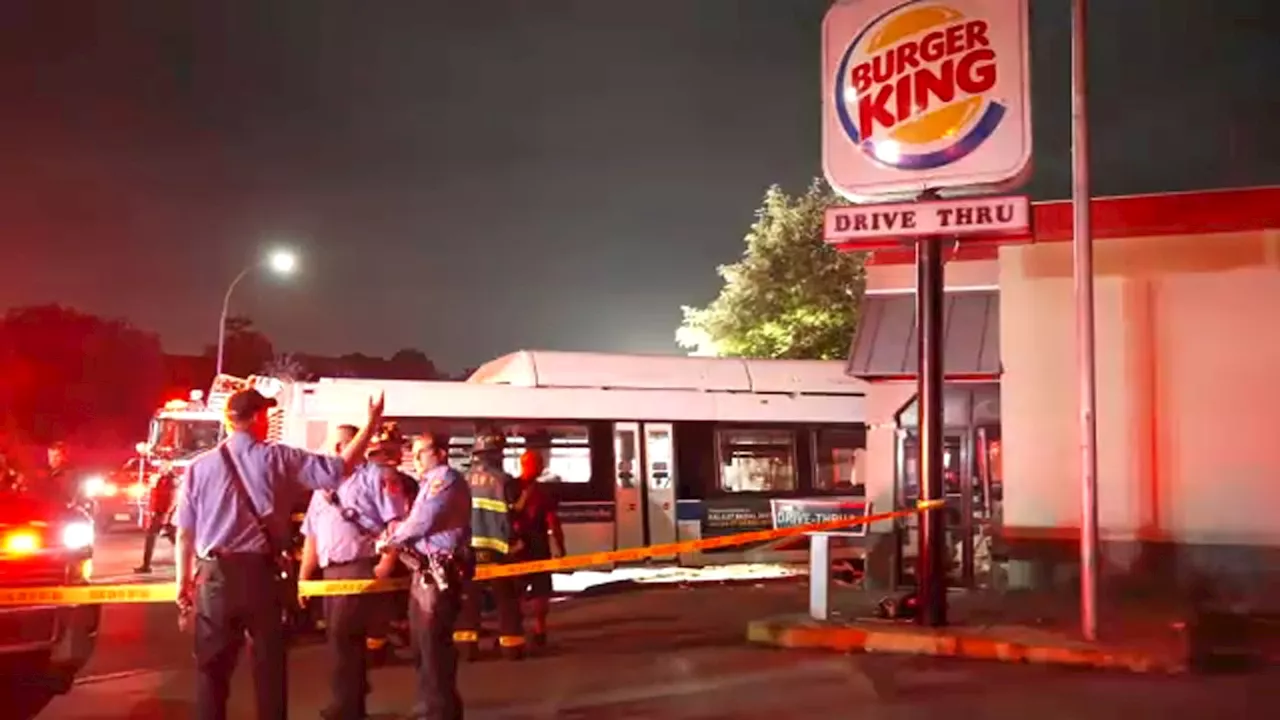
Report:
613,423,645,550
612,422,679,557
643,423,677,559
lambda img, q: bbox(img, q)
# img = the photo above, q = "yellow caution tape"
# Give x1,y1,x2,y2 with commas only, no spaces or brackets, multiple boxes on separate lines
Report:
0,504,934,606
0,583,178,606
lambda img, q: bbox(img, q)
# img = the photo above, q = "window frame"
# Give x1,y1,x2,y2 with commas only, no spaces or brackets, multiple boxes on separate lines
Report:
807,425,868,496
711,425,803,497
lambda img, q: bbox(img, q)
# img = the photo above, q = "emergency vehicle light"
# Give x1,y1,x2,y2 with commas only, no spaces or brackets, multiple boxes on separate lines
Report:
1,528,41,556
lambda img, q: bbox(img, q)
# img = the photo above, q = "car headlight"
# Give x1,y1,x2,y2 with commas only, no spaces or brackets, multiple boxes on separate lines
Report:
81,475,106,497
62,521,94,550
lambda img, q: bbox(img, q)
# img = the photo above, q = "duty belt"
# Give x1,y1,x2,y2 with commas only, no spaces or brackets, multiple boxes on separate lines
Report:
399,547,470,592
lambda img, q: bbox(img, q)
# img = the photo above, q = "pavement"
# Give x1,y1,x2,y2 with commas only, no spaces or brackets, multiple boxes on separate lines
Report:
28,584,1280,719
9,531,1279,718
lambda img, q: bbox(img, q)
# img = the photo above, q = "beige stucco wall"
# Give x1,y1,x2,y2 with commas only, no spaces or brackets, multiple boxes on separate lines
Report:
999,230,1280,550
866,257,998,294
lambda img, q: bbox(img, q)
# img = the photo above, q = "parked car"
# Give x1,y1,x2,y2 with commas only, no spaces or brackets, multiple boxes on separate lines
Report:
79,459,148,532
0,488,100,693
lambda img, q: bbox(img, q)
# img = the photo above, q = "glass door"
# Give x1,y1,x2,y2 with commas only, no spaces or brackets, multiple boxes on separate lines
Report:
893,431,969,588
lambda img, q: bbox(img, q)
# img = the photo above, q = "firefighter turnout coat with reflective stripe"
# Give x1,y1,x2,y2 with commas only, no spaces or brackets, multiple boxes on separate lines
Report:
465,459,518,556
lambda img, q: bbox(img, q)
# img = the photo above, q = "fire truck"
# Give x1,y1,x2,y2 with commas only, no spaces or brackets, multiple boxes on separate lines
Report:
130,375,286,524
136,375,285,469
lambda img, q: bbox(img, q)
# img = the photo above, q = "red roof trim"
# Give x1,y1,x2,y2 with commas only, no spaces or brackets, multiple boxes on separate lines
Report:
851,185,1280,266
854,372,1001,383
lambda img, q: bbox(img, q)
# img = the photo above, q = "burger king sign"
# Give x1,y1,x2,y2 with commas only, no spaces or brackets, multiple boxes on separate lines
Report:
823,0,1032,200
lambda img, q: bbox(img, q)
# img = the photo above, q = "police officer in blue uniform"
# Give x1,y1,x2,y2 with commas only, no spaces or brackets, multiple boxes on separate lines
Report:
300,424,409,720
383,430,471,720
173,389,385,720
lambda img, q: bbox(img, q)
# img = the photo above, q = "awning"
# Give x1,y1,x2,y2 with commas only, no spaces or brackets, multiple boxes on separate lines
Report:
846,290,1000,379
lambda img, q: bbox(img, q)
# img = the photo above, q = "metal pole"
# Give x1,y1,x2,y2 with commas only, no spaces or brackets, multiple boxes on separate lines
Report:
1071,0,1100,642
915,214,948,627
215,266,253,378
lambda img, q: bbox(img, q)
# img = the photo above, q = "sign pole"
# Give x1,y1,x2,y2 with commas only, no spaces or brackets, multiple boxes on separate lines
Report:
915,191,948,627
1071,0,1101,642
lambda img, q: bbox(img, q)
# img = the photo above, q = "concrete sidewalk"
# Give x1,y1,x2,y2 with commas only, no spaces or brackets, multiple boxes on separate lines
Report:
746,588,1280,674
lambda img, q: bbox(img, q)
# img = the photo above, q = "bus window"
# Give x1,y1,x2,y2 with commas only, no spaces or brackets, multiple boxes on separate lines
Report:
498,424,593,484
715,428,797,493
812,428,866,493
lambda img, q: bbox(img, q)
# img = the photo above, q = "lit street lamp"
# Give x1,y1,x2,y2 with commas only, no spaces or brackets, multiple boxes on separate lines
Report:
215,249,297,377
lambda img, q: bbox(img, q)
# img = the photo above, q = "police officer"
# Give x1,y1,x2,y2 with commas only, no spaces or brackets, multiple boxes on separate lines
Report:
173,388,385,720
383,430,470,720
453,430,524,660
299,425,359,636
36,441,79,507
299,423,409,720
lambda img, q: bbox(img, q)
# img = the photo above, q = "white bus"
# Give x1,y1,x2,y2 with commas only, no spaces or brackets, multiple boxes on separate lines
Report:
273,351,871,568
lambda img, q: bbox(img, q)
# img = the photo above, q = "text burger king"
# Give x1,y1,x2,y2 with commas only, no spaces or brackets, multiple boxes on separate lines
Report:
823,0,1031,200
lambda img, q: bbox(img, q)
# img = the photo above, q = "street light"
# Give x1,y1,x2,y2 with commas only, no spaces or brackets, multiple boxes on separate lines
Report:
215,249,298,377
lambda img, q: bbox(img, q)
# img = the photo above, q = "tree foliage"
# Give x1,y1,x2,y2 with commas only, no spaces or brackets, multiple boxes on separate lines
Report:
205,315,275,377
0,305,166,446
261,353,309,381
677,179,865,360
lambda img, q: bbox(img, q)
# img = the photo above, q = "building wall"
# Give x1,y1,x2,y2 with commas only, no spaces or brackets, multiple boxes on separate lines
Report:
999,230,1280,605
866,257,998,293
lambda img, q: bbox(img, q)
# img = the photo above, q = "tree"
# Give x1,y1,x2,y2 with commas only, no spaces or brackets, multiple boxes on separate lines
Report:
0,305,166,446
205,315,275,378
676,179,866,360
261,353,310,381
386,349,439,380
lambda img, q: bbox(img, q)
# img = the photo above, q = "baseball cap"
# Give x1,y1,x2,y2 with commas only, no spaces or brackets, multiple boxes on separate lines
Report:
225,389,277,421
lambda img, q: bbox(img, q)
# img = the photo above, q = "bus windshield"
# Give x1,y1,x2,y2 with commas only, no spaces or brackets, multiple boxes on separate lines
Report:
150,418,222,458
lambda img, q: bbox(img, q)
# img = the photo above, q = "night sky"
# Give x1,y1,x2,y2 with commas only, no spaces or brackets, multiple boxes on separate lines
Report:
1,0,1276,373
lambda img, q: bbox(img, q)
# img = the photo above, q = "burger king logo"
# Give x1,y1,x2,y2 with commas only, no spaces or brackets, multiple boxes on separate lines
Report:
833,1,1008,171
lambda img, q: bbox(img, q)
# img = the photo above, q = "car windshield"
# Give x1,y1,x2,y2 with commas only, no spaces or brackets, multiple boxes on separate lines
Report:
153,419,222,458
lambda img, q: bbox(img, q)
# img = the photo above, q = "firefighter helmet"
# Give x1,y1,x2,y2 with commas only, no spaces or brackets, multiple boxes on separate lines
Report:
471,430,506,453
368,423,406,453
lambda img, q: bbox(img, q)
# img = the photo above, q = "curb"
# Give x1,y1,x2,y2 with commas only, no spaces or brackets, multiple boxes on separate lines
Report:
746,617,1189,674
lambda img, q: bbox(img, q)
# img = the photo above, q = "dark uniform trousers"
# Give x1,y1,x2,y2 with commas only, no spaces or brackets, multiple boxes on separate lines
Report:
139,510,175,567
454,549,524,657
195,554,288,720
323,557,383,719
408,574,463,720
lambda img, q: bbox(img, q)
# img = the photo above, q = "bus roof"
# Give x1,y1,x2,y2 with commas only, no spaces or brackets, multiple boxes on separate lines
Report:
296,379,866,425
466,350,867,395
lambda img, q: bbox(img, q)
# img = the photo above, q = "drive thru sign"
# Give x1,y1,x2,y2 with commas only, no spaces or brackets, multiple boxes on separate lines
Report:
822,0,1033,201
824,194,1030,250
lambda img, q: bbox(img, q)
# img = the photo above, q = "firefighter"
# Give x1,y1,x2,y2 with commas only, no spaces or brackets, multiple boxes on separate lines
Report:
362,423,418,661
453,429,524,660
135,467,178,574
514,448,565,648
